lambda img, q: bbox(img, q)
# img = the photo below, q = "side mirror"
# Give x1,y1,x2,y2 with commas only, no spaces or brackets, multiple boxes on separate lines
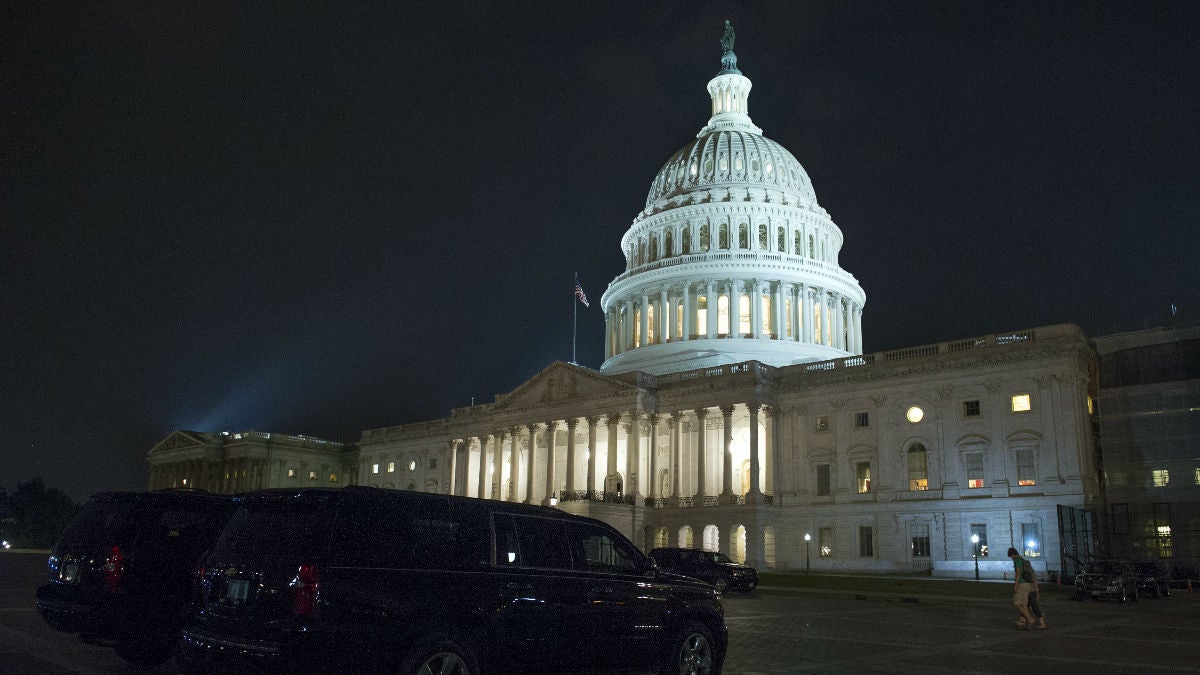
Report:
644,556,660,578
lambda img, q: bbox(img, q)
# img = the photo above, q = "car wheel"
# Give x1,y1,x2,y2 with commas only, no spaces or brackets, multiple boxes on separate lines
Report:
399,640,477,675
113,638,174,668
713,575,729,593
662,623,719,675
1131,585,1139,602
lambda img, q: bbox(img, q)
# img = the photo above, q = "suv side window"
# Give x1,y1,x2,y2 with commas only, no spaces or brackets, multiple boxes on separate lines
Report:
568,523,639,573
492,514,572,569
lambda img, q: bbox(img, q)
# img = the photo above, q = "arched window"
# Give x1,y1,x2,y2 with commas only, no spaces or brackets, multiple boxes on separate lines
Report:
808,234,815,258
664,230,673,257
777,226,786,252
647,305,655,344
757,224,768,249
760,294,771,335
738,223,748,249
678,525,694,548
738,293,751,335
794,230,802,255
675,301,684,338
717,295,730,335
719,223,729,249
681,227,691,254
812,303,823,345
908,444,929,491
733,525,747,564
703,524,720,553
697,296,708,335
785,298,793,338
654,527,669,548
734,154,744,172
649,235,658,263
699,224,710,251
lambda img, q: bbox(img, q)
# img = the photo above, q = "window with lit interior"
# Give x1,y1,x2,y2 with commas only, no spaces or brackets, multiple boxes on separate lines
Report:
855,462,871,494
964,452,985,488
1011,394,1031,412
738,294,751,335
1015,448,1036,486
908,445,928,491
1153,469,1170,487
718,295,730,335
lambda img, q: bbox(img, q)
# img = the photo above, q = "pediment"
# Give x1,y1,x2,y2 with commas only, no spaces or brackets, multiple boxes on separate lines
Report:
492,361,637,413
147,430,212,456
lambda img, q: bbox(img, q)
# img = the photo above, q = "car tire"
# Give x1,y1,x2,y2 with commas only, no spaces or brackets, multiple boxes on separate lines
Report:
713,575,729,593
399,640,478,675
661,622,720,675
114,638,174,668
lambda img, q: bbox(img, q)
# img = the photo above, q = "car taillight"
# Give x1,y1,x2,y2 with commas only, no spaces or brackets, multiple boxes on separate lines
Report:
291,564,320,617
193,561,207,599
103,546,125,591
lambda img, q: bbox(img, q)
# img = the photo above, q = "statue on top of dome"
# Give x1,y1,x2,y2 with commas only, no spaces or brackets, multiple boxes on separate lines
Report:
721,20,736,53
719,20,739,74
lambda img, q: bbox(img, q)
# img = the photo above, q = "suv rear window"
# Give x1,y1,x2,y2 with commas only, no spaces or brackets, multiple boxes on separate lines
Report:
214,494,337,557
57,500,138,548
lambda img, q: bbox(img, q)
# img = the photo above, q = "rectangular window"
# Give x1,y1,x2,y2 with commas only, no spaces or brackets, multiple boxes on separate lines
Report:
430,458,438,469
1152,469,1170,487
911,523,930,558
856,462,871,493
964,453,985,488
1195,467,1200,486
308,471,317,480
329,473,338,483
815,415,830,432
785,299,793,338
1016,448,1037,486
859,526,874,557
816,464,831,496
908,447,928,491
372,463,380,474
819,527,833,557
1021,522,1041,558
854,411,869,428
970,523,988,558
963,400,981,417
1011,394,1031,412
387,461,396,473
1153,503,1172,558
287,468,296,478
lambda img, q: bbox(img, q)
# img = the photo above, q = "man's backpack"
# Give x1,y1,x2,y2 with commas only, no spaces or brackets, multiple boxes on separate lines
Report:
1021,558,1037,583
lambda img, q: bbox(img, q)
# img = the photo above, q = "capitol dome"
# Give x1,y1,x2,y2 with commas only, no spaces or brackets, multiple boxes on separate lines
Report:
600,28,866,376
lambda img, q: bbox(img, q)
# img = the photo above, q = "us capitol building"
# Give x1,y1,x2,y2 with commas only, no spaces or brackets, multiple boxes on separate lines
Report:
148,29,1104,578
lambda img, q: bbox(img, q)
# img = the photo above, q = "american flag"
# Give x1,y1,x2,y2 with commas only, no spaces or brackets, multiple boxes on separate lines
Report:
574,274,590,307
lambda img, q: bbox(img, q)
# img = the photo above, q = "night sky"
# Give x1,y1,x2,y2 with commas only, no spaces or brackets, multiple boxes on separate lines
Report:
4,2,1198,502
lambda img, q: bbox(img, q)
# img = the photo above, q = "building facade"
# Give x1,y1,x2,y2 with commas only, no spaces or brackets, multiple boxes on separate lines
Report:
146,30,1104,578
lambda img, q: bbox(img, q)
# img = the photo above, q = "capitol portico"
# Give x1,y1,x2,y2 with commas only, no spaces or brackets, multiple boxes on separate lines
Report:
146,27,1103,578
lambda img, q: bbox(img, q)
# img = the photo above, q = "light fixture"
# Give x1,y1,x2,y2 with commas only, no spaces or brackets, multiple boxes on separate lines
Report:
906,406,924,424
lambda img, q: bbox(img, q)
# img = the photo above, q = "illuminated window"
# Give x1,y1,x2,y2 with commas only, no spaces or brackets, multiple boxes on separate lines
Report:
1022,523,1041,558
908,445,928,491
689,161,698,176
906,406,924,424
855,462,871,493
1195,468,1200,486
819,527,833,557
911,524,930,558
785,298,793,338
224,471,230,480
738,294,751,334
1016,448,1037,486
697,296,708,334
964,453,985,488
409,460,417,471
814,415,830,432
757,224,768,249
1153,469,1170,487
738,223,748,249
634,309,641,347
387,462,395,473
181,478,189,486
308,471,317,480
1087,396,1094,415
372,463,380,474
719,156,728,172
735,155,744,172
699,224,710,251
963,400,981,417
676,301,683,338
812,303,822,344
815,464,831,496
854,411,869,428
1011,394,1031,412
760,295,771,334
970,524,989,558
717,295,730,334
329,473,337,483
647,305,655,344
287,468,296,478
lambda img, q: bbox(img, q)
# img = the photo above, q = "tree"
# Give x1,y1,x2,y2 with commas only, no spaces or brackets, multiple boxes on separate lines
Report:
6,478,79,549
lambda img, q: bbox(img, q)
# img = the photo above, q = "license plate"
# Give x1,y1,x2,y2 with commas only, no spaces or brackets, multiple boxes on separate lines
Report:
61,564,79,583
225,579,249,602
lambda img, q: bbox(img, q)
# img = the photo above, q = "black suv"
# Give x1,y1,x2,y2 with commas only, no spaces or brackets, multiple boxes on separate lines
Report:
35,489,236,666
1073,559,1139,602
178,486,727,675
1131,561,1171,598
649,548,759,593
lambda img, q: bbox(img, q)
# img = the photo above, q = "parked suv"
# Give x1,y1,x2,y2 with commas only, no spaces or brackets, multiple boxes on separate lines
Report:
1131,561,1171,598
1073,559,1139,602
178,486,726,675
650,547,758,593
35,489,237,666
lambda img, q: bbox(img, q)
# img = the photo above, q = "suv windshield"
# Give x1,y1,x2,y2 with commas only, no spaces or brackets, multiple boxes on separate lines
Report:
710,552,735,564
1085,562,1126,575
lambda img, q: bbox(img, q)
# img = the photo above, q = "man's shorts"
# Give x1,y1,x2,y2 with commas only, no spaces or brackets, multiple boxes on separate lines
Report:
1013,581,1034,607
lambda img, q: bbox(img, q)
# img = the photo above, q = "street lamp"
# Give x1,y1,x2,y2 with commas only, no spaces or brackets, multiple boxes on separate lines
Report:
804,533,811,575
971,533,980,580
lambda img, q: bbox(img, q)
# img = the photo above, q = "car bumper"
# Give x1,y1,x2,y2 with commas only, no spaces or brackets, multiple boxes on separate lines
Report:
178,627,312,675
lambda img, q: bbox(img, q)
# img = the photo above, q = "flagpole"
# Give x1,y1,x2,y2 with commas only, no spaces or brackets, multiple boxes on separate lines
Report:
572,289,578,365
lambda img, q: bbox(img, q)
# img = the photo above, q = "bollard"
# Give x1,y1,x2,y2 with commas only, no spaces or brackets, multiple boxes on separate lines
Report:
1189,579,1194,593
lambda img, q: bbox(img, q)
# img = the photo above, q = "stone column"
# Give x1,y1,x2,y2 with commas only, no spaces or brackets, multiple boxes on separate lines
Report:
476,435,490,499
525,423,538,504
720,405,735,499
452,440,465,496
640,294,650,346
706,281,717,338
682,284,691,340
750,281,761,338
730,279,742,337
659,288,670,342
564,418,578,494
543,421,557,506
855,305,864,353
773,282,784,339
606,414,621,498
492,430,505,499
802,285,813,343
670,412,683,505
510,426,523,501
694,408,708,500
626,412,641,500
747,403,762,501
586,416,599,497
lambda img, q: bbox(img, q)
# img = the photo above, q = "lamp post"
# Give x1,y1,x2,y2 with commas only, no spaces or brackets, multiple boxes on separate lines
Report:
804,533,811,575
971,533,980,580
